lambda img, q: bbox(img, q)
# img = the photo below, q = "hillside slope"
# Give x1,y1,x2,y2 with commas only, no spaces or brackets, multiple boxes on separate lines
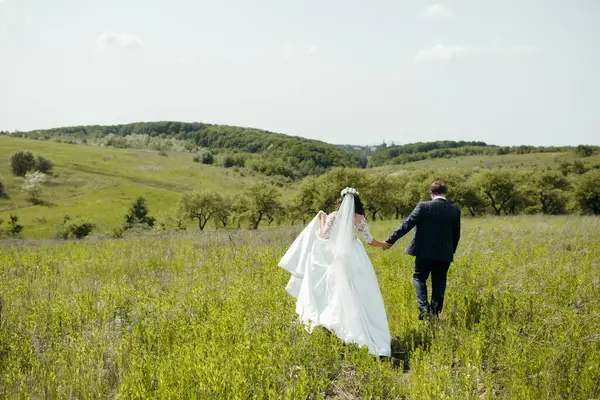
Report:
6,121,367,178
0,136,261,237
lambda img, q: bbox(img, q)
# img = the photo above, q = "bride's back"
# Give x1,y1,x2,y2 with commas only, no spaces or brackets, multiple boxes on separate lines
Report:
330,211,365,226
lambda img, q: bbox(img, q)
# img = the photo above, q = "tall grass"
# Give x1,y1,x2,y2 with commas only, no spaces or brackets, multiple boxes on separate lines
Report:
0,216,598,398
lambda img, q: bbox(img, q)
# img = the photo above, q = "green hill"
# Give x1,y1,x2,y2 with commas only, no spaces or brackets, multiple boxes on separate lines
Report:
5,121,367,178
7,124,598,177
0,136,262,238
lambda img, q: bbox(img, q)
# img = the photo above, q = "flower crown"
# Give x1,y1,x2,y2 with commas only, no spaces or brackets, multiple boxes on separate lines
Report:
340,187,359,197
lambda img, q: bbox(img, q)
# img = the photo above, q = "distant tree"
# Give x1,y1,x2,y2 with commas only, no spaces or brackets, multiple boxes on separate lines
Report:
266,202,286,226
21,171,47,203
213,195,232,228
388,175,407,219
124,197,156,230
453,181,487,216
576,145,594,157
397,174,430,216
231,196,250,229
505,181,537,215
574,170,600,215
176,191,221,231
314,168,368,212
291,176,321,223
364,174,394,221
533,171,571,214
10,150,36,177
245,184,282,230
472,169,518,215
35,155,54,174
427,170,471,204
286,202,306,226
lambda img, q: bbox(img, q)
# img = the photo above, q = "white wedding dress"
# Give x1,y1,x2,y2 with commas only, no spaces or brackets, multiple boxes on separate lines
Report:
279,195,391,356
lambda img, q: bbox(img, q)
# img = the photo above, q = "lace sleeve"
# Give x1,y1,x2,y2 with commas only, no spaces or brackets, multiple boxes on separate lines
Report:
357,216,375,244
319,213,336,239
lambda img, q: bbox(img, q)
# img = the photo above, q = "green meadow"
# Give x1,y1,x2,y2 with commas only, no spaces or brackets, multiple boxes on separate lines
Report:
0,216,598,399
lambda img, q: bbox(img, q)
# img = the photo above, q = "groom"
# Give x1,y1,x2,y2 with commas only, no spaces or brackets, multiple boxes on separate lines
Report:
383,181,461,320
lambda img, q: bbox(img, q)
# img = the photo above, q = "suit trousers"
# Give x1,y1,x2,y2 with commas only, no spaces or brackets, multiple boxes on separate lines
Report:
413,258,451,315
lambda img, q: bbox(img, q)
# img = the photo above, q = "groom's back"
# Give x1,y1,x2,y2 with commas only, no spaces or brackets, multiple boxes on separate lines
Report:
410,199,461,262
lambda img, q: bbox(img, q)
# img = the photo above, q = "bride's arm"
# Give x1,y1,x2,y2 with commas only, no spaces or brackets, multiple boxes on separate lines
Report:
319,212,335,239
318,211,327,233
358,216,388,248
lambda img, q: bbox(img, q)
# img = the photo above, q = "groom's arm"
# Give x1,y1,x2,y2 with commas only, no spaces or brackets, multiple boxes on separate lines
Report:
452,209,461,253
385,203,424,246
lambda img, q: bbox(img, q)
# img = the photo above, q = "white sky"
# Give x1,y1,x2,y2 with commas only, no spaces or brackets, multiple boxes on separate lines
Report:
1,0,599,146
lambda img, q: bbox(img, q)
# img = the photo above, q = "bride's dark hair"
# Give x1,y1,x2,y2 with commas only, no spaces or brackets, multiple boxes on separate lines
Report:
337,194,365,216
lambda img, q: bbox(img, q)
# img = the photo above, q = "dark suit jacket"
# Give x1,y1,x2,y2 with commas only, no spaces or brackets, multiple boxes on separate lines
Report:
386,198,461,262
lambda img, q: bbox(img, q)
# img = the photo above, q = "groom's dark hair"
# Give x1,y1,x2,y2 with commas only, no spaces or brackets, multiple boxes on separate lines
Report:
430,181,448,195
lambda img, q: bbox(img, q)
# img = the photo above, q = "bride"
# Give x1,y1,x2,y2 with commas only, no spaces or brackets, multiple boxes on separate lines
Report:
279,188,391,356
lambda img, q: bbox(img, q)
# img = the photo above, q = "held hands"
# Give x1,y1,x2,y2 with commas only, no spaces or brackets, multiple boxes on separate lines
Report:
371,240,392,250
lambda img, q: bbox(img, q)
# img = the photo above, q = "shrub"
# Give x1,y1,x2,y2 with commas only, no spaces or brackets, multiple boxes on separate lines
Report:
36,155,54,173
200,151,214,165
7,215,23,236
110,227,125,239
124,197,156,230
54,217,95,239
21,171,47,203
222,155,236,168
0,177,6,198
158,150,168,157
221,153,246,168
10,150,36,177
194,151,214,165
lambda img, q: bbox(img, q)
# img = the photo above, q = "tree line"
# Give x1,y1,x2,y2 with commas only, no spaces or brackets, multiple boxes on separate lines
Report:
2,166,598,240
368,141,599,167
172,166,600,234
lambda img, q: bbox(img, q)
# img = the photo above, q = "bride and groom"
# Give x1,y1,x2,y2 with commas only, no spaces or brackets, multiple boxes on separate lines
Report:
278,181,461,356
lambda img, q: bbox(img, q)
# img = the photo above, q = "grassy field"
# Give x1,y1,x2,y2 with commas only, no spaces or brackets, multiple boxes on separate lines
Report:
0,137,260,237
372,151,600,173
0,216,598,399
